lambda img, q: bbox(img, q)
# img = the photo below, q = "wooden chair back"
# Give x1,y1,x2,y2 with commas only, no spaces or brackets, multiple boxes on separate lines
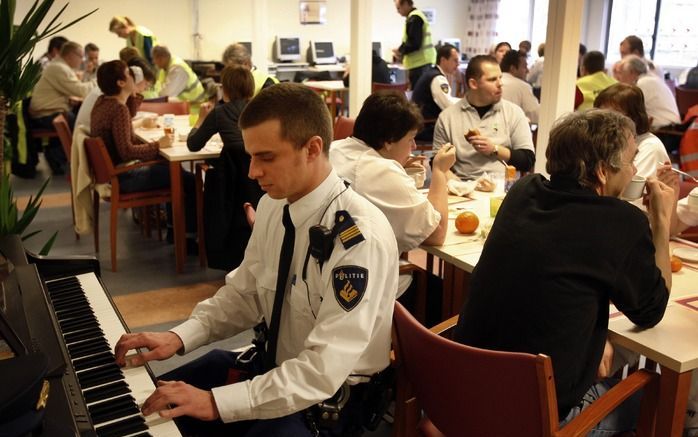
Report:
83,137,115,185
52,114,73,162
676,86,698,119
333,116,355,140
139,101,190,115
392,302,659,437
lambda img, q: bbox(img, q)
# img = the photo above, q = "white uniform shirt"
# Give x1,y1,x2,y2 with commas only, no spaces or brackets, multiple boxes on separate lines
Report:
170,170,398,422
430,66,460,110
527,57,544,89
74,87,102,133
634,132,670,179
158,64,189,97
636,73,680,128
433,97,534,180
501,72,540,123
330,137,441,294
678,188,698,227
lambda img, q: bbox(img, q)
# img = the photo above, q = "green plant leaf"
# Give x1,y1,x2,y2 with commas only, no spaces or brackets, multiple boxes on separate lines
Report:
38,230,57,255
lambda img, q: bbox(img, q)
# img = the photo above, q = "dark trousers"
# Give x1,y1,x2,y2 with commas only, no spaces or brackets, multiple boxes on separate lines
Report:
29,111,76,173
160,350,368,437
118,162,197,233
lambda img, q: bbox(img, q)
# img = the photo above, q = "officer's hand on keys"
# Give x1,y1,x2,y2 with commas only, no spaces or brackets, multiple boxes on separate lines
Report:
114,331,183,367
141,380,220,421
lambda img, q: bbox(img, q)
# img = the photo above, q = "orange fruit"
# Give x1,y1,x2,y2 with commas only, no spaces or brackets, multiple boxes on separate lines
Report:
671,255,683,273
455,211,479,234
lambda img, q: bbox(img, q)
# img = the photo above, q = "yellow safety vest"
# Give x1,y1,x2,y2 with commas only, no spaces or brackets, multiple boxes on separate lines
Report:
127,25,158,61
252,69,279,95
576,71,617,111
157,57,206,103
402,9,436,70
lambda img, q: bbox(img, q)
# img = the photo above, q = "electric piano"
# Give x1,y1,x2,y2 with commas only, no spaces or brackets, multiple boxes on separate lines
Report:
0,235,181,436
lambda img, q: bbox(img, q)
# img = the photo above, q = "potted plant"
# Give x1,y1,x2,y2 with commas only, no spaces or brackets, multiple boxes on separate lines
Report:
0,0,95,249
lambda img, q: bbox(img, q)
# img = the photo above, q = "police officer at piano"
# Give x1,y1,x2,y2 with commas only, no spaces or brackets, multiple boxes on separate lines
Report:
114,83,399,436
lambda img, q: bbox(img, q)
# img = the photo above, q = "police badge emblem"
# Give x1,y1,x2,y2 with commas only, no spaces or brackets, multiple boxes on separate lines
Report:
440,83,449,93
332,266,368,311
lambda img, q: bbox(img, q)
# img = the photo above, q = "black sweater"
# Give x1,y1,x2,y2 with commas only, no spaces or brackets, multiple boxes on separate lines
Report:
454,174,669,419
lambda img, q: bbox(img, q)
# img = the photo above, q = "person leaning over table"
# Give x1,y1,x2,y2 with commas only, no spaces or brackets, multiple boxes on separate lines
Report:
114,83,399,436
126,56,159,99
90,60,198,249
187,66,264,270
109,16,158,66
433,54,535,181
453,109,674,436
151,45,206,104
330,90,456,324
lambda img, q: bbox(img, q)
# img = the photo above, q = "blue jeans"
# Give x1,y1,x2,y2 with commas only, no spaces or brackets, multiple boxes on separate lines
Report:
559,378,643,436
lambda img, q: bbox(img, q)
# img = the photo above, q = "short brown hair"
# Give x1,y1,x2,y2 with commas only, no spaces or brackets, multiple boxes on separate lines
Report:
465,55,498,85
545,109,636,190
353,90,423,150
582,51,606,75
622,35,644,57
594,83,650,135
119,47,140,63
126,57,156,83
97,60,128,96
222,43,251,67
221,66,254,101
239,83,332,154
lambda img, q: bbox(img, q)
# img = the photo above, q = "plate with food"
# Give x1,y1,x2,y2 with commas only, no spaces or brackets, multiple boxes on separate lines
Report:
673,247,698,263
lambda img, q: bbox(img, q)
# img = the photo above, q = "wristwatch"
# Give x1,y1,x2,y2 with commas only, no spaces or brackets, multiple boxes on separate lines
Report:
491,145,499,157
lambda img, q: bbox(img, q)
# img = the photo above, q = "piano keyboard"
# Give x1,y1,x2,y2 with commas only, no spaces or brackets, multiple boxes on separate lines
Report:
45,273,181,437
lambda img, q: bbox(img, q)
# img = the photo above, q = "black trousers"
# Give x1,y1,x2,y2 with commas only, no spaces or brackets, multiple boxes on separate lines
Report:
160,350,367,437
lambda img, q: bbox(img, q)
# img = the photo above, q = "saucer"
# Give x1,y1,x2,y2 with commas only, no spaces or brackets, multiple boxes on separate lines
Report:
673,247,698,263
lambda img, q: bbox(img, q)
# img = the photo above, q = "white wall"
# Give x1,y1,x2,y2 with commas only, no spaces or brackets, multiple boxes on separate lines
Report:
17,0,469,63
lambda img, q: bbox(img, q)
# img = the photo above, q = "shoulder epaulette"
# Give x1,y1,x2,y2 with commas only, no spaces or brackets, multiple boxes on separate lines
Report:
334,210,365,250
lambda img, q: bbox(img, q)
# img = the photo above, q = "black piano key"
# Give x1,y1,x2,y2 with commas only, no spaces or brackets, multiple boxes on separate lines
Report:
60,315,99,332
52,293,89,306
83,381,130,404
73,351,115,372
89,395,140,425
56,304,94,318
78,363,124,389
68,338,110,357
95,415,148,437
64,327,104,345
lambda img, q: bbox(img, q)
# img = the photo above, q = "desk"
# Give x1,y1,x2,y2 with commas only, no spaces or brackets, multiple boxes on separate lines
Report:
302,80,348,119
135,115,221,272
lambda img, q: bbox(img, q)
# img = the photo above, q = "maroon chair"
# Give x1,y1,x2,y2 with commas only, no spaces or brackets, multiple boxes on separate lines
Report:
391,302,659,437
333,116,355,141
679,180,698,241
83,137,171,271
372,82,409,93
675,86,698,119
52,114,79,239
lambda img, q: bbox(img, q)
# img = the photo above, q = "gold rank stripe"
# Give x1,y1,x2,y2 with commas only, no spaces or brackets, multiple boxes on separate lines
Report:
339,226,361,241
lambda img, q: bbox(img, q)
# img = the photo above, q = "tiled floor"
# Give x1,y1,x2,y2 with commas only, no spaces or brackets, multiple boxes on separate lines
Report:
13,156,395,436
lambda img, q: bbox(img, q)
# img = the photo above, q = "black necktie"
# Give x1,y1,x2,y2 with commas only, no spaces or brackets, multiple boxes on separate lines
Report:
265,204,295,370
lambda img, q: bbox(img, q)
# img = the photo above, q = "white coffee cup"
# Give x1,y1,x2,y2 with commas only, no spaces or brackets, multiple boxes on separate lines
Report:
405,166,426,188
688,187,698,210
621,175,646,200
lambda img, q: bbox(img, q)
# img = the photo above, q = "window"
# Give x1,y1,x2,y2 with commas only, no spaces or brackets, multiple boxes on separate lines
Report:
608,0,698,68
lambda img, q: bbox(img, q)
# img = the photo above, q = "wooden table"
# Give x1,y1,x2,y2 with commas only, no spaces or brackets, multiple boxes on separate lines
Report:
302,80,348,119
135,115,221,272
419,191,500,318
608,247,698,437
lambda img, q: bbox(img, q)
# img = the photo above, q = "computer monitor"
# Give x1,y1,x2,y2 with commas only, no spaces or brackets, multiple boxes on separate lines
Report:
372,41,382,57
239,41,252,56
440,38,462,54
275,36,302,62
309,41,336,65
